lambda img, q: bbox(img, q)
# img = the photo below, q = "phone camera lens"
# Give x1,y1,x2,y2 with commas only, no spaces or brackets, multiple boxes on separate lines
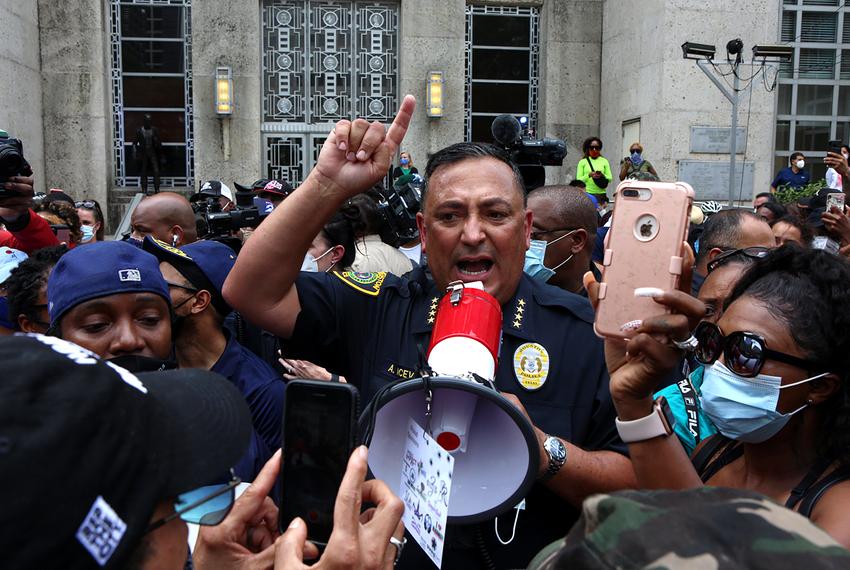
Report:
622,189,639,198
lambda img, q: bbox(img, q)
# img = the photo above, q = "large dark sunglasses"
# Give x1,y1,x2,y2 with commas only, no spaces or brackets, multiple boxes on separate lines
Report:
145,470,240,533
588,145,601,150
706,246,771,274
694,321,822,377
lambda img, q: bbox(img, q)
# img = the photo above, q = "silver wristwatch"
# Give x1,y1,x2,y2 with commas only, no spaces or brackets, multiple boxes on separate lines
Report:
540,436,567,482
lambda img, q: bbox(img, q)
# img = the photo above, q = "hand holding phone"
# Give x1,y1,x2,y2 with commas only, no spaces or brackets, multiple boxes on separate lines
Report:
827,192,845,214
594,181,694,340
279,380,360,546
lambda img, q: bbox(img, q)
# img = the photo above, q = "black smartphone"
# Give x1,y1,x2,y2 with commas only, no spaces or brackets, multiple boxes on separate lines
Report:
828,139,843,155
279,380,359,545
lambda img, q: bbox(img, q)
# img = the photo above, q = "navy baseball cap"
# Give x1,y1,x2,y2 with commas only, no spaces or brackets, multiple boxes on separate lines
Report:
142,237,236,316
47,241,170,327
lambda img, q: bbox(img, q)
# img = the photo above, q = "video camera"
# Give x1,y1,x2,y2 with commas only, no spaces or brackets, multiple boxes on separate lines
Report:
490,115,566,192
191,184,272,239
0,129,33,199
375,175,423,247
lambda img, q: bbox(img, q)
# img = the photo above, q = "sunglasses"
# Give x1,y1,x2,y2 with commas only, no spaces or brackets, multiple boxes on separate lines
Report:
706,246,771,274
145,470,240,533
75,200,101,210
588,146,601,150
694,321,823,378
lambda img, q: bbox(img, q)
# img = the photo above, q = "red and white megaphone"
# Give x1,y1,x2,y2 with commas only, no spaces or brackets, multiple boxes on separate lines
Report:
361,281,539,524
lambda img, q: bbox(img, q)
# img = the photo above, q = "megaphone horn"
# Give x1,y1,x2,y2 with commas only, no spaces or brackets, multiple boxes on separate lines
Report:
360,281,540,524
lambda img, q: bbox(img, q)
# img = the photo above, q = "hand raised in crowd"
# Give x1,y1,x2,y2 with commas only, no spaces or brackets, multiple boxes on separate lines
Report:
0,175,35,219
194,450,283,570
821,205,850,245
824,151,850,180
275,446,405,570
310,95,415,201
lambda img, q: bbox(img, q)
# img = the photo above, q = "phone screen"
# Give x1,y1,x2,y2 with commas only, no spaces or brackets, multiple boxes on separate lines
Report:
279,381,357,543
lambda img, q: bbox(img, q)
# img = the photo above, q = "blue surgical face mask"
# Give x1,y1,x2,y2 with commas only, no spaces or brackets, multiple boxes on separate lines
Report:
523,232,575,283
400,157,410,166
630,151,643,166
300,247,333,272
80,224,95,243
699,361,826,443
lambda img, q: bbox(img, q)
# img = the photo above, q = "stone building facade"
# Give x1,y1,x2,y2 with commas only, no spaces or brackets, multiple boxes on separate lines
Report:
0,1,832,230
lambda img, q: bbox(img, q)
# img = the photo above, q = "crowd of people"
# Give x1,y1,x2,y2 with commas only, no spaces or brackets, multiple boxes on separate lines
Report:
2,94,850,569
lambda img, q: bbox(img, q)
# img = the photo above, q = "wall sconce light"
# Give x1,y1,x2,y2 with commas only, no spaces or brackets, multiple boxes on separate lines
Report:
427,71,444,118
215,66,233,115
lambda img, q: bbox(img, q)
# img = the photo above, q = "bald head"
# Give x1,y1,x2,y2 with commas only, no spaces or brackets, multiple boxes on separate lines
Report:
130,192,198,246
527,185,598,253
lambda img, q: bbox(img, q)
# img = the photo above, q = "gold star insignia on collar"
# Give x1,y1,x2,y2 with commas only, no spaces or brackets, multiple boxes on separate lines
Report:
512,298,526,329
426,297,439,325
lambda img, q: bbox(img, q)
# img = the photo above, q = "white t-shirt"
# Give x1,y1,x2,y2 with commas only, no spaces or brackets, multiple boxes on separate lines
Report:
399,242,422,265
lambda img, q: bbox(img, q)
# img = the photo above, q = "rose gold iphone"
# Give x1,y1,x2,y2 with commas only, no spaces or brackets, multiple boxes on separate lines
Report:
594,181,694,340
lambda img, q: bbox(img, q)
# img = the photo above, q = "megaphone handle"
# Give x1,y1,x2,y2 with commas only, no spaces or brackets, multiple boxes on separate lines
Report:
423,374,433,434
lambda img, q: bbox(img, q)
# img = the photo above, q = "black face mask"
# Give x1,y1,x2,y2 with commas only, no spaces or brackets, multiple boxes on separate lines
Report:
106,354,177,373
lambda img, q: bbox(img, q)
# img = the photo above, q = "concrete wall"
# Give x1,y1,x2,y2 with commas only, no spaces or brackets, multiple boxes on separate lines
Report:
38,0,112,217
399,0,467,166
539,0,603,185
191,1,262,189
0,0,45,193
600,0,779,201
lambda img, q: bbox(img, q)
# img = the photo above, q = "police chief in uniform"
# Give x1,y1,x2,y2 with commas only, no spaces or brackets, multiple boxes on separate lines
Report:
224,96,635,569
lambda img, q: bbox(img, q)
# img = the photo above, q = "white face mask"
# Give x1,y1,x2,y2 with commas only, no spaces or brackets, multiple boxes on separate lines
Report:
80,224,95,243
843,152,849,161
300,247,334,272
795,160,805,169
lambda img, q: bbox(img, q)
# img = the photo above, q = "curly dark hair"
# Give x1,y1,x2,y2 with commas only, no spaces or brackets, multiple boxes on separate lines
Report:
581,136,603,156
5,245,68,326
726,244,850,465
771,214,813,246
33,201,83,244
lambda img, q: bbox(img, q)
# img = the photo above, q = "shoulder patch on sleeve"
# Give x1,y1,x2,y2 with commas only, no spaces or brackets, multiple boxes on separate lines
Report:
333,271,388,297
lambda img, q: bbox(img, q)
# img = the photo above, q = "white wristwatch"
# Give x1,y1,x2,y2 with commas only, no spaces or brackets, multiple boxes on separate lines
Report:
615,397,676,443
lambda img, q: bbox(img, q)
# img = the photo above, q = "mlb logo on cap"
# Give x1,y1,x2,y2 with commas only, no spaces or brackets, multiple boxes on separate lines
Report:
118,269,141,282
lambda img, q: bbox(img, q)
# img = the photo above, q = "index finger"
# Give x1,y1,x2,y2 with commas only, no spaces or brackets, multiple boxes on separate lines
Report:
384,95,416,155
231,449,281,518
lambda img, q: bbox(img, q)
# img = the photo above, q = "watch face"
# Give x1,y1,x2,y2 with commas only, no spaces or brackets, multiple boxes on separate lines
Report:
547,438,566,462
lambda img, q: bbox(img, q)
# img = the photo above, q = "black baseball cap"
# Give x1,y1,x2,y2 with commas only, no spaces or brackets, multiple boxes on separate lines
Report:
0,334,252,569
234,178,270,193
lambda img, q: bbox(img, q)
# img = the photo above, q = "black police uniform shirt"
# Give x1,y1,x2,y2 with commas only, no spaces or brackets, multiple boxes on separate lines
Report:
212,329,285,454
286,266,626,569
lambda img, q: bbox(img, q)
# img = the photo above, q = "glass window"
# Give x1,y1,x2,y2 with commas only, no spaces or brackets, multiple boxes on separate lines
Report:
471,49,530,81
782,11,797,43
840,49,850,80
836,121,850,143
795,120,831,150
121,41,184,74
802,0,839,5
800,11,837,42
838,86,850,115
776,120,791,150
797,84,834,115
798,48,836,79
110,1,193,188
778,84,792,114
120,6,183,38
471,15,530,47
465,6,539,142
